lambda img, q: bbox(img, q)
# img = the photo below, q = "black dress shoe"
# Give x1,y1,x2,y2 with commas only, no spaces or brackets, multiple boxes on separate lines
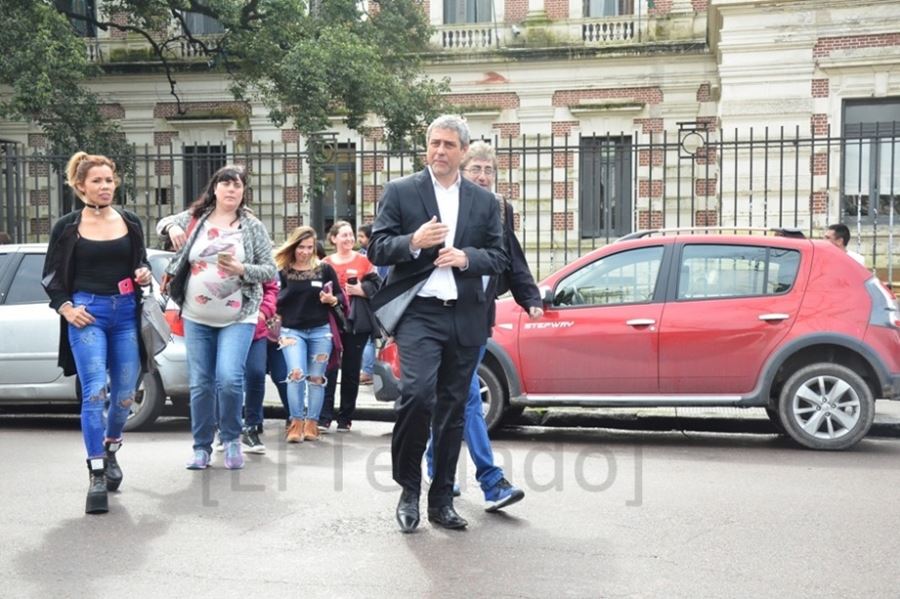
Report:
427,505,468,530
396,490,420,533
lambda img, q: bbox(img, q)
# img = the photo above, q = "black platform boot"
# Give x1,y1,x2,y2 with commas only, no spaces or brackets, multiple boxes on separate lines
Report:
85,458,109,515
105,441,123,492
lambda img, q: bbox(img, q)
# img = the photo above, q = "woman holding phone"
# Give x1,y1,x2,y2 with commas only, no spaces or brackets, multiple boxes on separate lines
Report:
273,226,341,443
160,165,276,470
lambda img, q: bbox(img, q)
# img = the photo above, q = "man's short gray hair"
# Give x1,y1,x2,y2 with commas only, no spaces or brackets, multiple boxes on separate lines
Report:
426,115,470,147
462,140,496,170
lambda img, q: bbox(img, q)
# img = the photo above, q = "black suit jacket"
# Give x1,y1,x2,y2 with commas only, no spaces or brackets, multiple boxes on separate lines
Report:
368,168,508,346
487,199,542,329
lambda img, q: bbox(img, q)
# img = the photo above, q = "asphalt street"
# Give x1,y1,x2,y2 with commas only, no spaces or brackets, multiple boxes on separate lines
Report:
1,410,899,598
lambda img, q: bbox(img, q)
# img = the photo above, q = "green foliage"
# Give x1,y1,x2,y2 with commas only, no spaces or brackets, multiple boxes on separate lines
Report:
0,0,131,161
1,0,448,149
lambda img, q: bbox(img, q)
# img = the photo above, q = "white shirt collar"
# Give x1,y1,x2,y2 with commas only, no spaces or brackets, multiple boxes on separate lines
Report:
427,166,461,192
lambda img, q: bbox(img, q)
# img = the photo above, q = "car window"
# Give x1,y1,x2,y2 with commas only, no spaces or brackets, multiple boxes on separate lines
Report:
678,245,801,300
553,246,664,307
5,254,49,305
0,252,11,278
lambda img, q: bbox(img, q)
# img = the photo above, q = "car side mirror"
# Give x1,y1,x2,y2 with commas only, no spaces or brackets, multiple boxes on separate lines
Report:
540,286,554,306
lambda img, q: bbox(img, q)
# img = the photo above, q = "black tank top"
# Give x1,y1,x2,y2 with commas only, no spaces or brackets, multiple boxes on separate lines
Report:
73,235,134,295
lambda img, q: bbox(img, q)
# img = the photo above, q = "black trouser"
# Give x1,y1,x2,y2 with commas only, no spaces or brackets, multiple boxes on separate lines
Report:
321,330,370,425
392,299,480,509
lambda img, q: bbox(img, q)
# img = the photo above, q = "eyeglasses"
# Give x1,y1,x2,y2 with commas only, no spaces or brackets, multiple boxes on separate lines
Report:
465,166,495,176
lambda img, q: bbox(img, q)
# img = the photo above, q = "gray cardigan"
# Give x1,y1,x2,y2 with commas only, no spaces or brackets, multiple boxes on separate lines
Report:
162,209,276,321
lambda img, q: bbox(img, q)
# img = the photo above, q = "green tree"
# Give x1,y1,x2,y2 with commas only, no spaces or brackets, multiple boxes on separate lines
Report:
3,0,449,148
0,1,131,159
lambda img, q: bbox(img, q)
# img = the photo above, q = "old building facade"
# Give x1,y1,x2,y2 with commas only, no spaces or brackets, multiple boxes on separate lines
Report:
1,0,898,280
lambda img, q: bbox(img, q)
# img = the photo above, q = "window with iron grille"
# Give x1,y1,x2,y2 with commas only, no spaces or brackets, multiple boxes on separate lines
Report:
183,146,227,208
842,98,900,224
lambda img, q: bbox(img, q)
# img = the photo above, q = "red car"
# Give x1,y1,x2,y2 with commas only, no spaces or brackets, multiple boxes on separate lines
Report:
374,231,900,450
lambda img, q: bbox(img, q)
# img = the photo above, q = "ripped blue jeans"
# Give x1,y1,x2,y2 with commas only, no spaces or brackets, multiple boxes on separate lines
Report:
279,324,332,421
68,291,141,459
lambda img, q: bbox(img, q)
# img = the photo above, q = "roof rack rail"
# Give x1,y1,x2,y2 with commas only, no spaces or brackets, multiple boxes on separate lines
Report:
616,226,806,242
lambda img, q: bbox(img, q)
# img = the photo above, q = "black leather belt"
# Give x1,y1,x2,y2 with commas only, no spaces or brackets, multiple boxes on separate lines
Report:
416,296,457,307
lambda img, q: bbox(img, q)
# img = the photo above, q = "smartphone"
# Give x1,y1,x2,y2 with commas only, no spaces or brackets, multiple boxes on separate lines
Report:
323,281,333,294
217,251,230,262
347,269,359,285
117,278,135,295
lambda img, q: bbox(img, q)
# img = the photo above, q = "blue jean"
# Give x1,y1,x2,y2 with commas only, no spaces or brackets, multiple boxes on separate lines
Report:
243,337,268,429
267,341,289,417
183,319,255,453
280,325,332,421
425,345,504,493
69,291,141,459
361,339,375,376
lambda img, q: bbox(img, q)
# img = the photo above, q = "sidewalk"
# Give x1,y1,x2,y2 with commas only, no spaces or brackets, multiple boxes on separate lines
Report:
265,380,900,438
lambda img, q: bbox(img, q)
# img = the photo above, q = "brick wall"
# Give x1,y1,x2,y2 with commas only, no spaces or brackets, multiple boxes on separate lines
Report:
811,114,829,136
551,121,579,137
811,153,828,176
362,184,384,203
497,154,521,169
492,122,521,138
553,151,574,168
638,149,665,167
497,182,520,200
30,190,49,207
695,210,718,226
553,181,574,200
444,92,520,109
284,187,303,204
27,134,46,149
639,180,663,198
691,0,708,12
154,131,178,146
633,117,664,134
99,104,125,119
553,87,663,107
505,0,527,22
552,211,574,231
545,0,569,20
811,191,828,214
649,0,673,16
282,130,300,144
811,79,829,98
695,178,717,196
638,210,664,229
696,83,711,102
813,32,900,58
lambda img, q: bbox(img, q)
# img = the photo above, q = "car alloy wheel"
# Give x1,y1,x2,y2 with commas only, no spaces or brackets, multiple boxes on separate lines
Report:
778,363,875,450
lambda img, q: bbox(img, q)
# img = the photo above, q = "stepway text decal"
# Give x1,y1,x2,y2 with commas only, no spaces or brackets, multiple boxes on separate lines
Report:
523,321,575,330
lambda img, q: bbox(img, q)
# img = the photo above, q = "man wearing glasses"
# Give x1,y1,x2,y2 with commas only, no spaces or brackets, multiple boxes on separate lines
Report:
424,140,543,513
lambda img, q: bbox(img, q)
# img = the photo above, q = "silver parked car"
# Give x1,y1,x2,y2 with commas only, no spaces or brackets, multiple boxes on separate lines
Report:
0,243,188,430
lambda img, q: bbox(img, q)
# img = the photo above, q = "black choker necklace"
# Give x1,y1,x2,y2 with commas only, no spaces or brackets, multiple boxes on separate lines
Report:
83,203,109,216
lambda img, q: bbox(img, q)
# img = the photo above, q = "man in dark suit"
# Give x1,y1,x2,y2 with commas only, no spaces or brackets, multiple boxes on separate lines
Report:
368,115,507,532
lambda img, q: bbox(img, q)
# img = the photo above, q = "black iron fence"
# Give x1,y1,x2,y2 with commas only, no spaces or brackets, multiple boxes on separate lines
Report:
2,125,897,281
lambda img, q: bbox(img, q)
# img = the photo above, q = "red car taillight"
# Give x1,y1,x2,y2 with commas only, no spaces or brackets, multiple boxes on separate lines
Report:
165,309,184,336
867,278,900,329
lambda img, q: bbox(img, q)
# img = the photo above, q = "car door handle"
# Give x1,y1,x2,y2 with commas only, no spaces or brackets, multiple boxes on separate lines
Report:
626,318,656,327
758,313,790,322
